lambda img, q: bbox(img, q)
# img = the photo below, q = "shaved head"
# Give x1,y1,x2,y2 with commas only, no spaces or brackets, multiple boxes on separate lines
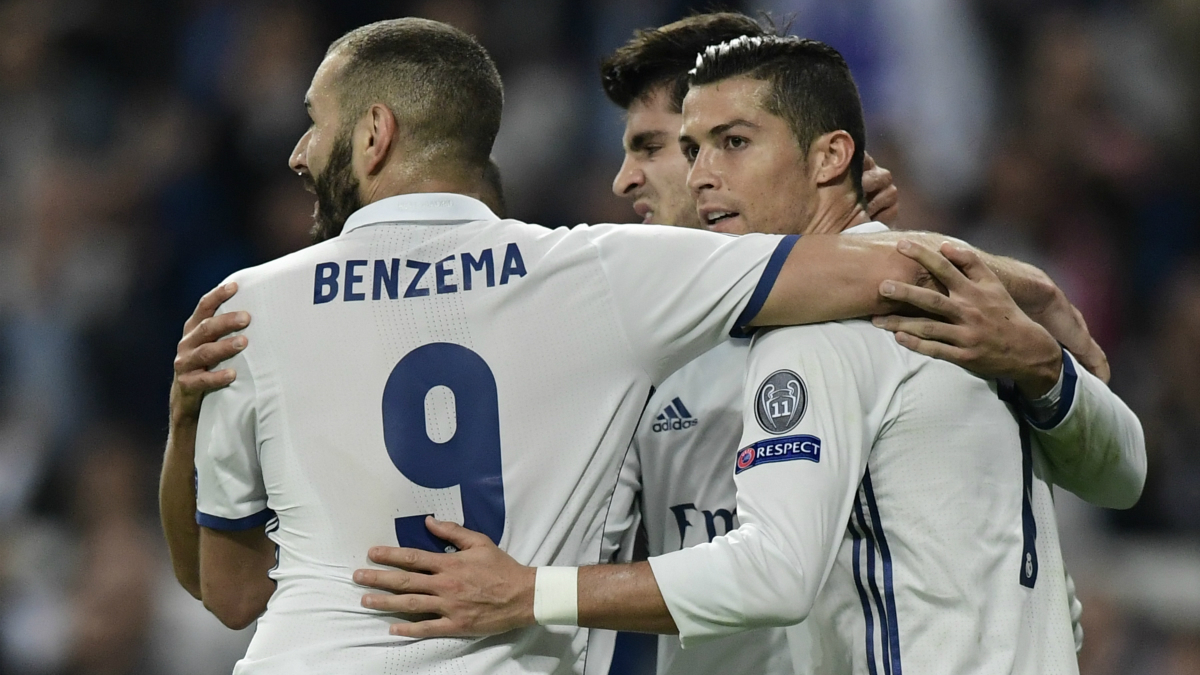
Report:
328,18,504,171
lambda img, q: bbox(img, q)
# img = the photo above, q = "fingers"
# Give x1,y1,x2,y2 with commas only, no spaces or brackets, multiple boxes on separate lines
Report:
176,368,237,394
361,591,442,616
1074,340,1111,383
389,617,462,639
938,243,998,284
179,311,251,352
871,315,963,344
425,517,494,550
866,185,899,226
896,240,970,294
368,545,445,573
879,281,963,321
861,164,893,202
355,567,439,594
185,283,238,334
174,335,247,377
891,332,972,365
863,153,877,171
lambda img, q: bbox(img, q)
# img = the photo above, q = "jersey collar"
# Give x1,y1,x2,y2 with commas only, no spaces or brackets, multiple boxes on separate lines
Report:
341,193,500,235
844,220,889,234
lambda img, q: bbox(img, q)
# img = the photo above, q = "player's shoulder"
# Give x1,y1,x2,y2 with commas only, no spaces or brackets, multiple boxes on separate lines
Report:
752,319,901,360
218,239,333,293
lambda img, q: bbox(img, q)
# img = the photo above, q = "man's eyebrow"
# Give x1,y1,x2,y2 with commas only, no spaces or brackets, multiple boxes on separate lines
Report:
628,130,667,151
708,119,758,137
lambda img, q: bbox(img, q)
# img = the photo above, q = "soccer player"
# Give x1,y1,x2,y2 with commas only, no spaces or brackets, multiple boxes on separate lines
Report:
156,17,983,675
599,13,897,675
594,12,1129,675
349,36,1145,675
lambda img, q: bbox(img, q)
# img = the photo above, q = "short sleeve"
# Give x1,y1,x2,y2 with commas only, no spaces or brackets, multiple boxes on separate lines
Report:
194,336,272,530
586,224,797,384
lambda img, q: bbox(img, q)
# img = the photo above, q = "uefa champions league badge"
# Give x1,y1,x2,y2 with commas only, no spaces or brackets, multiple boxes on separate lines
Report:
755,370,807,433
737,446,756,472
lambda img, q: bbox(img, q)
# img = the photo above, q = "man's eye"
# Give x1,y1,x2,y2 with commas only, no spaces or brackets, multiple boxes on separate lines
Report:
644,145,662,157
726,136,747,149
684,145,698,161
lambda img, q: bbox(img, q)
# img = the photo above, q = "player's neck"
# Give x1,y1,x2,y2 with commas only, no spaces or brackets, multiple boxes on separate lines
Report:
803,186,870,235
360,171,493,209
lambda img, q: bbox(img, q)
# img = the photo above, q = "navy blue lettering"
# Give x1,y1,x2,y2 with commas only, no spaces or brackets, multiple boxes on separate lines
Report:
405,260,431,298
499,243,527,285
703,509,736,541
373,259,400,300
435,255,457,294
314,262,339,304
462,250,494,290
670,503,697,547
344,260,367,301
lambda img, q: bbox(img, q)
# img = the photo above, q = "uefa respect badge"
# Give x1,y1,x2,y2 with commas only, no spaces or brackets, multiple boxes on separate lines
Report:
736,435,821,474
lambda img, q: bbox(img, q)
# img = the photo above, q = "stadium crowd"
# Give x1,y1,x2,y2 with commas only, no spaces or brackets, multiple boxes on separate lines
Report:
0,0,1196,673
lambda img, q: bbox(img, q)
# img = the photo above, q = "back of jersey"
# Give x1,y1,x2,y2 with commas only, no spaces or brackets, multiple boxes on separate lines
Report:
193,194,791,675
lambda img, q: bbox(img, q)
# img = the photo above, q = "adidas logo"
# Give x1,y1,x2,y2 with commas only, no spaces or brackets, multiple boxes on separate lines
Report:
651,397,698,432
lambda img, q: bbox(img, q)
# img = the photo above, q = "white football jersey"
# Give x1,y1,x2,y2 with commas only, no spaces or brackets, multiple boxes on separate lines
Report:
610,340,793,675
192,193,797,675
649,320,1080,675
604,223,892,675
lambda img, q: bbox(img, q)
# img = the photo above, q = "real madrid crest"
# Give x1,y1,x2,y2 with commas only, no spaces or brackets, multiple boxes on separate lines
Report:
754,370,807,434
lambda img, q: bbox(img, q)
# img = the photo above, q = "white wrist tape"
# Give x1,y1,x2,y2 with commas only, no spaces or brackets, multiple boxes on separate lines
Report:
533,567,579,626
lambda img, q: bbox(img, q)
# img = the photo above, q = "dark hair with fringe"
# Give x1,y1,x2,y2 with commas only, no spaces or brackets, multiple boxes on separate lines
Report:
690,35,866,202
600,12,772,113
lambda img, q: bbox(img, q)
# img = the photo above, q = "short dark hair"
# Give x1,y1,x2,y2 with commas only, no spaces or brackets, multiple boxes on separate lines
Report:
600,12,771,113
328,18,503,169
690,36,866,202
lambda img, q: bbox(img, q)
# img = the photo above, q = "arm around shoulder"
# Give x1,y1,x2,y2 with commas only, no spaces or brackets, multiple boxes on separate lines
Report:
753,233,923,327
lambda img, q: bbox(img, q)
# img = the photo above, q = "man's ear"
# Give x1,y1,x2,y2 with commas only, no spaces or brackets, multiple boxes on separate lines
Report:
356,103,397,177
810,130,856,186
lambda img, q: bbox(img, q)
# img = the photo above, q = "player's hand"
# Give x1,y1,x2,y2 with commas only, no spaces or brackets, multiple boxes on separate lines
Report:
1025,288,1110,384
170,282,250,426
871,240,1063,398
862,154,899,226
355,517,536,638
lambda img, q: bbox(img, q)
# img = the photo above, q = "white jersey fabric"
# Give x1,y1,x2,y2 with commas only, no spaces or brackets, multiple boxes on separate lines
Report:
649,320,1083,675
607,339,793,675
192,193,797,675
603,223,893,675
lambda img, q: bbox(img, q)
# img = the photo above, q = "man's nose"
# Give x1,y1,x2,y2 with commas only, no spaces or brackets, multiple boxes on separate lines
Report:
688,150,718,194
289,128,312,175
612,155,645,198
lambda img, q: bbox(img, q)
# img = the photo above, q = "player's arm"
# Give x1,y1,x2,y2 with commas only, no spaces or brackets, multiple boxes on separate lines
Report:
160,282,250,598
868,241,1146,508
644,325,873,644
184,295,278,628
200,526,277,629
751,228,1097,367
1022,350,1146,509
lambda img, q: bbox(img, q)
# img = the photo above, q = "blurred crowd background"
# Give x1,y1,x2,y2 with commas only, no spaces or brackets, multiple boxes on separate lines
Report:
0,0,1196,673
